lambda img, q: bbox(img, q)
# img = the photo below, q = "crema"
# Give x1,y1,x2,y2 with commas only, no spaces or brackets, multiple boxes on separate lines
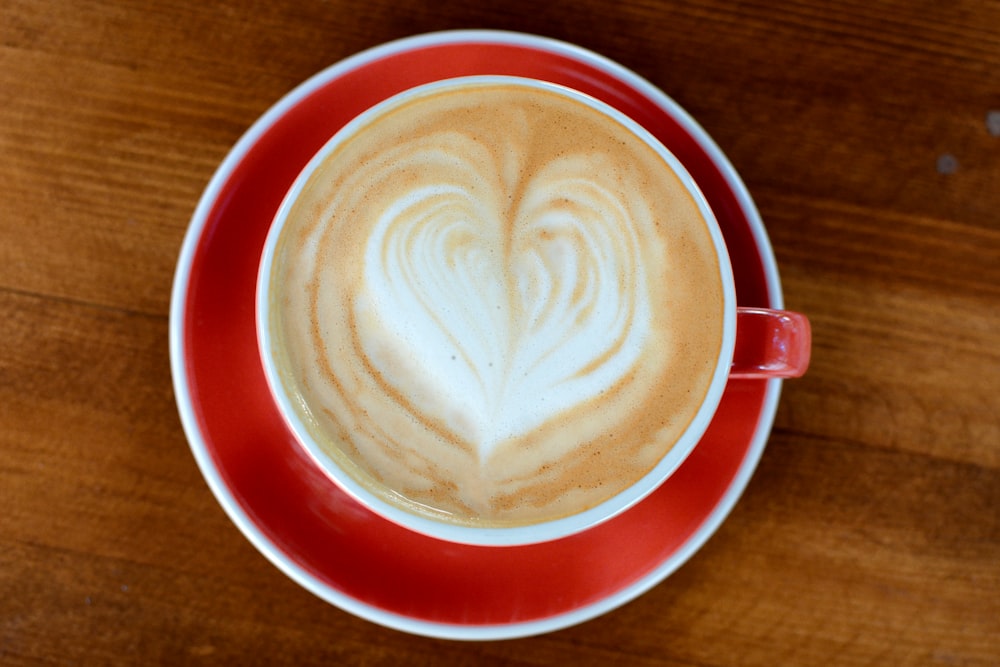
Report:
266,81,725,527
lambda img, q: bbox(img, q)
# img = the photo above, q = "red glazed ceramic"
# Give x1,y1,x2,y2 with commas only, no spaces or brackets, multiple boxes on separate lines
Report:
170,30,789,639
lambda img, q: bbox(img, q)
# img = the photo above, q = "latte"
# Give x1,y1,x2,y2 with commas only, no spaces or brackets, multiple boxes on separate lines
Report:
264,79,725,527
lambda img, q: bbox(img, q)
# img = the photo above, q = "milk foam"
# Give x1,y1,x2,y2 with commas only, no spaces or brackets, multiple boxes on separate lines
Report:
269,82,724,526
360,152,651,457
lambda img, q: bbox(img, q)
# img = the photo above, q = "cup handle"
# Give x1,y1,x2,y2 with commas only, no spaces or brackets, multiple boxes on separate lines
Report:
731,307,812,379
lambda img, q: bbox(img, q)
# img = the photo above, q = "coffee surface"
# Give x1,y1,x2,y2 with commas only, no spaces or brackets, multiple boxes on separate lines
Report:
267,81,724,526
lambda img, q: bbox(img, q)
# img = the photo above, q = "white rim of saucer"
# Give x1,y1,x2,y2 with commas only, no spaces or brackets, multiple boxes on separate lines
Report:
170,29,784,641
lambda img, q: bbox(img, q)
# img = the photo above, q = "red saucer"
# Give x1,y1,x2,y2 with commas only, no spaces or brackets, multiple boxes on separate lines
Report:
170,30,783,639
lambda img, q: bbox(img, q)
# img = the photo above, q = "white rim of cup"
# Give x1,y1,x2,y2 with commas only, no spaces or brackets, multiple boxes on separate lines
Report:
256,74,739,548
170,29,784,639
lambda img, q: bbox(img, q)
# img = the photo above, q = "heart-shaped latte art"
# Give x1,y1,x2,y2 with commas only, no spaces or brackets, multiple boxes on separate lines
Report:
356,141,651,459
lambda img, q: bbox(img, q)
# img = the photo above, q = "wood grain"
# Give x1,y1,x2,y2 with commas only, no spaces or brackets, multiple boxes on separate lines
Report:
2,0,998,664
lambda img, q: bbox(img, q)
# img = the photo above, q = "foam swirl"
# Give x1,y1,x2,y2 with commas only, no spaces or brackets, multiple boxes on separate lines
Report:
269,84,724,525
361,146,651,457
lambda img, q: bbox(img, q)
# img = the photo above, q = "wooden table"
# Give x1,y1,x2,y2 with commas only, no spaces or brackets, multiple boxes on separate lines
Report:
3,1,998,664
